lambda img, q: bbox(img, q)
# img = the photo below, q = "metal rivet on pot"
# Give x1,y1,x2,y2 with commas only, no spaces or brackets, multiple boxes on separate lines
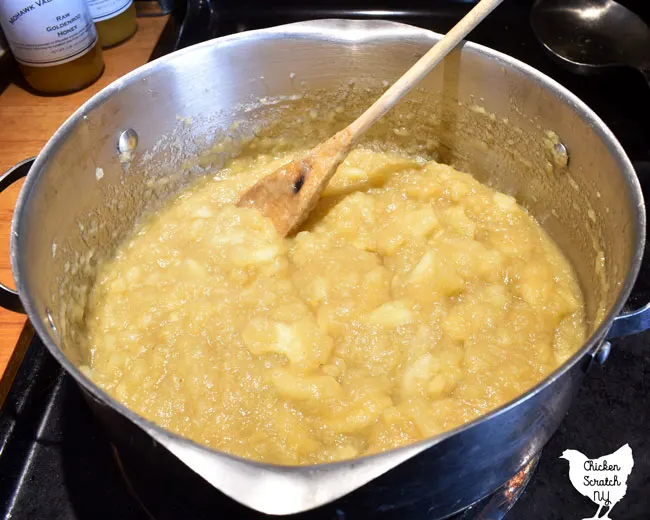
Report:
118,128,139,155
594,341,611,365
552,141,569,167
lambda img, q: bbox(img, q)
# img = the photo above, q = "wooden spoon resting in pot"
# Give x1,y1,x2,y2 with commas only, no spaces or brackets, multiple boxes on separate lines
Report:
237,0,504,237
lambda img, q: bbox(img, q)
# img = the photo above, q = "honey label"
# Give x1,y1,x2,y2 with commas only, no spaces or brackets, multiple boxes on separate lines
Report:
86,0,132,22
0,0,97,67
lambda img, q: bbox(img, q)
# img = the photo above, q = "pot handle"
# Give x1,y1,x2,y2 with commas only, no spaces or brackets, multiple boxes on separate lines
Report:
0,157,34,313
608,305,650,339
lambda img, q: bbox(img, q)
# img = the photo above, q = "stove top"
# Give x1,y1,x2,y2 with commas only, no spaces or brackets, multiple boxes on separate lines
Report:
2,1,650,518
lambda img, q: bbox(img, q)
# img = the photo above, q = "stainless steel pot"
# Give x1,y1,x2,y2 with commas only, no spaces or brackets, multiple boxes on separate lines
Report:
1,19,649,517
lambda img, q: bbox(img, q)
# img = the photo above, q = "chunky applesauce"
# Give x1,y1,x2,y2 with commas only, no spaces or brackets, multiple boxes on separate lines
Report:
82,148,585,465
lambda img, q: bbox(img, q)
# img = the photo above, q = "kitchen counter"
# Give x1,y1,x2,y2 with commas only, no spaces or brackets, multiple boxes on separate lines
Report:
0,15,169,389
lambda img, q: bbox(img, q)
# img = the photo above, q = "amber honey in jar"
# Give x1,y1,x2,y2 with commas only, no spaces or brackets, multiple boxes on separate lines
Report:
87,0,137,48
0,0,104,94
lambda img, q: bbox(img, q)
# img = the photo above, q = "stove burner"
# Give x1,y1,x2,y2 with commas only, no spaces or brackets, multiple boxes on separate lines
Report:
112,444,540,520
455,457,539,520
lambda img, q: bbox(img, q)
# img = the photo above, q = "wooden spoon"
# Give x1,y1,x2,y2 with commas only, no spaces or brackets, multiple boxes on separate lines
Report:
237,0,504,237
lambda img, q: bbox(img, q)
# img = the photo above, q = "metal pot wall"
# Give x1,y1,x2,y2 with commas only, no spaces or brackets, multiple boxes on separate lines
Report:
1,19,649,517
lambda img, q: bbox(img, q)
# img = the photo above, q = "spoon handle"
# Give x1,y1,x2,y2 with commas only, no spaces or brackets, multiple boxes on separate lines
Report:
347,0,505,139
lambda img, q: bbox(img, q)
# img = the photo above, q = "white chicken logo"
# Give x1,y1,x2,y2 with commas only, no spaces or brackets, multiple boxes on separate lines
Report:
560,444,634,520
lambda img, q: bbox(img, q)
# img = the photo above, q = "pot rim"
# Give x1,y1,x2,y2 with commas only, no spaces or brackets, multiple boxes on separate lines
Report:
10,18,645,471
